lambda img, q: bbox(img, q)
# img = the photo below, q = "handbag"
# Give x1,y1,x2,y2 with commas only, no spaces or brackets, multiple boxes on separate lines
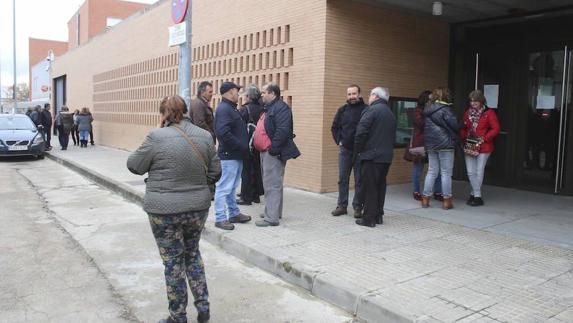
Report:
464,134,482,157
408,133,426,156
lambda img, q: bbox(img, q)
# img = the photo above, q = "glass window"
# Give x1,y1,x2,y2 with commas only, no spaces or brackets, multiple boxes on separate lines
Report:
389,97,417,147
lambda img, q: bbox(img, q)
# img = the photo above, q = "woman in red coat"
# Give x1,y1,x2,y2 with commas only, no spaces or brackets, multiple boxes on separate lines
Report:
460,90,500,206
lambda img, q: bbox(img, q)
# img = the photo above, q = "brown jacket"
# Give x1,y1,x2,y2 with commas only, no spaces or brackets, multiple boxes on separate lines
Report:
190,96,215,142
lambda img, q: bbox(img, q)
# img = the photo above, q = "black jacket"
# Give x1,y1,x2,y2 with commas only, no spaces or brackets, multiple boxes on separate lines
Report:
264,98,301,161
41,110,52,128
331,98,367,150
423,102,462,151
239,102,264,125
214,98,249,160
354,98,396,163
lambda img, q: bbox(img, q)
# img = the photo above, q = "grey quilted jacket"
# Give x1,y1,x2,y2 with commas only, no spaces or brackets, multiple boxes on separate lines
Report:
127,118,221,215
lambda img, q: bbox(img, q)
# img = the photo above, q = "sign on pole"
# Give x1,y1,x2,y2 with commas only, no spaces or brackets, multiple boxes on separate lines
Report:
168,22,187,47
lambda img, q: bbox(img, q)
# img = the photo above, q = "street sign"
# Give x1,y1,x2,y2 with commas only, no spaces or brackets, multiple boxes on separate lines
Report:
168,22,187,47
171,0,189,24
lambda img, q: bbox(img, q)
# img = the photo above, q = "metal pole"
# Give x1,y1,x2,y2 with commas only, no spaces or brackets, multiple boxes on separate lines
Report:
475,53,479,90
12,0,17,114
178,0,192,112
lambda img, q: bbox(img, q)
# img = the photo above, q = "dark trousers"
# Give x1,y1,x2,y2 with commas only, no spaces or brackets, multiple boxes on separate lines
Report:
338,146,362,210
89,129,94,144
44,126,52,147
57,126,70,149
71,125,79,145
361,161,391,224
240,152,264,202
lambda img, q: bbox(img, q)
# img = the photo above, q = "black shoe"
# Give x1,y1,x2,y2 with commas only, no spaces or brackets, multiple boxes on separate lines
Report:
466,195,475,205
236,199,252,206
470,197,484,206
253,197,261,204
215,220,235,230
353,208,363,219
158,317,182,323
229,213,252,223
198,311,210,323
355,219,375,227
331,206,347,216
375,215,383,225
90,142,95,145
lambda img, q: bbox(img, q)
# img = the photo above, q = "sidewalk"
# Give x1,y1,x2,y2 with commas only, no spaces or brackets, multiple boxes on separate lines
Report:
48,144,573,323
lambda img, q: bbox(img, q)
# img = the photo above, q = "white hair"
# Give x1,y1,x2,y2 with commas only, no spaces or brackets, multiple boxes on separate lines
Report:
371,87,390,101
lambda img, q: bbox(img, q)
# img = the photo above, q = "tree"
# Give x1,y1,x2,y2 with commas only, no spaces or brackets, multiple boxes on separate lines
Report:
2,83,30,102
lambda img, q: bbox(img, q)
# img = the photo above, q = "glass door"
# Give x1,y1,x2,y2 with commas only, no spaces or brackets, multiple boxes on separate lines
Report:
523,47,572,193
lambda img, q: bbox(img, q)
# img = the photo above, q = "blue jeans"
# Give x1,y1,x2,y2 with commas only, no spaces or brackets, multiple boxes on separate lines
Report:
465,153,490,197
214,160,243,222
412,160,442,194
423,150,454,198
337,146,362,210
79,130,89,140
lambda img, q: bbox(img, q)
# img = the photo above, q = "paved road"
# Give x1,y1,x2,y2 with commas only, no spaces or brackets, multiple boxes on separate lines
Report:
0,157,358,323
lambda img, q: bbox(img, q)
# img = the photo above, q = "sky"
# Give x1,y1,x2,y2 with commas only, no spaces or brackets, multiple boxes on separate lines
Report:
0,0,159,98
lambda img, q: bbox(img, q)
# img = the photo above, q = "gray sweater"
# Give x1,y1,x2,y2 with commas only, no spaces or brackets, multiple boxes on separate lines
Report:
75,113,93,132
127,118,221,215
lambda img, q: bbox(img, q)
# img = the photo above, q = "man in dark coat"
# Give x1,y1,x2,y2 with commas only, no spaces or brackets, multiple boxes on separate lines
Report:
213,82,251,230
354,87,396,227
190,81,216,142
237,84,265,205
331,84,367,218
41,103,53,150
255,83,301,227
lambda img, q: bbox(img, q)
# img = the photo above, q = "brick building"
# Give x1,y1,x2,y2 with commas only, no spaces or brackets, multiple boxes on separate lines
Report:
51,0,573,195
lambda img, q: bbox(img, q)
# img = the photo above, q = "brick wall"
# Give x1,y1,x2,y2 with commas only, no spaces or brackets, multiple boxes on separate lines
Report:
321,0,450,191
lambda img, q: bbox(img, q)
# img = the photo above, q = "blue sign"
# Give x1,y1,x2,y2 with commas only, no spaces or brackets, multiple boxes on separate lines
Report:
171,0,189,24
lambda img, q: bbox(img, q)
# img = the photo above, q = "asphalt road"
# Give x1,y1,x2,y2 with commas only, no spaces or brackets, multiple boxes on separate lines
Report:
0,157,358,323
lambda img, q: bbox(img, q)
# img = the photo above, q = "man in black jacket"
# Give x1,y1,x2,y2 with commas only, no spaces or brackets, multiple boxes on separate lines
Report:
255,83,300,227
331,85,367,218
213,82,252,230
41,103,53,150
354,87,396,227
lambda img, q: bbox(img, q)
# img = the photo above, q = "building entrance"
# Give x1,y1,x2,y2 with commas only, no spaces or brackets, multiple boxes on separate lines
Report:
452,14,573,195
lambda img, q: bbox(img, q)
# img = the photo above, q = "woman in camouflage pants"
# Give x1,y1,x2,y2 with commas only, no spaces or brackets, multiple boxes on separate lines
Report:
128,95,221,323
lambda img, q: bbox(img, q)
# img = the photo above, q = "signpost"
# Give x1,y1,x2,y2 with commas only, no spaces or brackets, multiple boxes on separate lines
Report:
171,0,192,110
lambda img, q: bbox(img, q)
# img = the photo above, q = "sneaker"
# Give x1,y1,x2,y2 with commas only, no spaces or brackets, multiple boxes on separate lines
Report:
353,208,363,218
229,213,252,223
215,220,235,230
197,310,210,323
331,206,347,216
255,220,279,227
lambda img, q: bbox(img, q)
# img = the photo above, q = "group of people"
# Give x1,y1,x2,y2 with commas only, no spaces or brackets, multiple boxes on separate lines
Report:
26,104,95,150
330,86,501,230
405,87,500,209
330,85,398,227
127,81,300,323
126,82,500,323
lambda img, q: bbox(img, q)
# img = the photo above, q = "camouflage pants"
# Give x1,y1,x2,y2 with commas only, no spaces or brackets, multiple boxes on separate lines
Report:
148,210,209,323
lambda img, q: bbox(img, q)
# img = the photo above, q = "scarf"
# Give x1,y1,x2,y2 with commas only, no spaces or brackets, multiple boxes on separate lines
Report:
469,105,485,133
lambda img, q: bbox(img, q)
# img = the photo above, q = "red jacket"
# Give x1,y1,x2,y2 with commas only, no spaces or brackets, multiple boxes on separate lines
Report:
460,108,500,153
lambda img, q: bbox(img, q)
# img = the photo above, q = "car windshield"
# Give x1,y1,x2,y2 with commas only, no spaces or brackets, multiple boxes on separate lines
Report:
0,116,36,131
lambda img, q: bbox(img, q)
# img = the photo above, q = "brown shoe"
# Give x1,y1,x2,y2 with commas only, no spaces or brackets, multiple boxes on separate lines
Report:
421,196,430,208
215,220,235,230
229,213,252,223
442,197,454,210
331,206,347,216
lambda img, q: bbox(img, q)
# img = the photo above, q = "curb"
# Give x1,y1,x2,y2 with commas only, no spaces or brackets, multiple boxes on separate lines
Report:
47,151,415,323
